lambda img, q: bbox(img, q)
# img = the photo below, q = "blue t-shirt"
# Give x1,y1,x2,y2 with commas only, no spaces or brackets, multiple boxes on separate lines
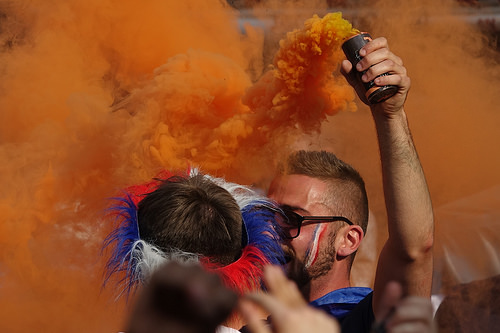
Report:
310,286,372,319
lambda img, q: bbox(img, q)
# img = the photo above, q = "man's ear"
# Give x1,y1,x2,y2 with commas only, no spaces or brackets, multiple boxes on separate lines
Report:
336,225,364,257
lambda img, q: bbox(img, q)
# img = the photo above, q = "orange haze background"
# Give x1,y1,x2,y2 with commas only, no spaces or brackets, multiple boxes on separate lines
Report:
0,0,499,331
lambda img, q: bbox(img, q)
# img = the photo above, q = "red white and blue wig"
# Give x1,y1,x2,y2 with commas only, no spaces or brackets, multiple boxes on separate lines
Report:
102,168,285,298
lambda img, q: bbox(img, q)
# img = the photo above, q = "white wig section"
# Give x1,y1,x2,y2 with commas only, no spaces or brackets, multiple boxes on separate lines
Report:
127,240,200,289
190,168,271,209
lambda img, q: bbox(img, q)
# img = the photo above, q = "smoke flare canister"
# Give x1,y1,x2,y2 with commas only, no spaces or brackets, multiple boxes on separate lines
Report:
342,32,398,104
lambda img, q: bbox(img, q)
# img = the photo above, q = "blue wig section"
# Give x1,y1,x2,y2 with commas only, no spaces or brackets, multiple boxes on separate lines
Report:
102,194,141,295
242,199,286,266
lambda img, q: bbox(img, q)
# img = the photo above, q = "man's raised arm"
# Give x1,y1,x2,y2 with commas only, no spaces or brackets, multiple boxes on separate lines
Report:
341,36,434,319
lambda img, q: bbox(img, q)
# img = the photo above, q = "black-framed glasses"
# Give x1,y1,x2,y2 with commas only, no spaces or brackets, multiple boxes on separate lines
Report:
279,207,353,239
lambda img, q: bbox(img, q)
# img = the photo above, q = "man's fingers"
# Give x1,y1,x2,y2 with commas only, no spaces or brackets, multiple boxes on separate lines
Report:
375,281,403,322
263,265,306,307
239,299,273,333
358,36,388,57
385,296,434,331
244,292,290,320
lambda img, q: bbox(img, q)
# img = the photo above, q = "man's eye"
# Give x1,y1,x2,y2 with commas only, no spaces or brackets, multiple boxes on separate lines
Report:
283,214,298,227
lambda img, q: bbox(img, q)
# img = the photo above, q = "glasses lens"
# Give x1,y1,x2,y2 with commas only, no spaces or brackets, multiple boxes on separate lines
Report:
282,209,301,228
280,208,303,239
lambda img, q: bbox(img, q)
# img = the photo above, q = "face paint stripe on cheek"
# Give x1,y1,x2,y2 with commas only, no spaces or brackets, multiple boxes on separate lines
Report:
304,224,328,268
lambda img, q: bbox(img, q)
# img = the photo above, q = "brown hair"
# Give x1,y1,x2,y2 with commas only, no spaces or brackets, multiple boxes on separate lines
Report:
285,150,369,234
137,174,243,266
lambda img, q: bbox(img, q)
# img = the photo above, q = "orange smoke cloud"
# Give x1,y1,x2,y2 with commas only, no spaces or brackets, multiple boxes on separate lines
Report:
113,11,358,183
1,0,499,331
244,12,358,130
0,0,358,331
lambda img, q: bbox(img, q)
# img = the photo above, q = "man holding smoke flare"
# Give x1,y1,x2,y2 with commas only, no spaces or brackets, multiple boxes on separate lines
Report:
266,34,434,332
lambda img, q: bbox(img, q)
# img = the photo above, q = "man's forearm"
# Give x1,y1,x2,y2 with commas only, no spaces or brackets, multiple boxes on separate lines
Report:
373,107,434,293
374,108,434,257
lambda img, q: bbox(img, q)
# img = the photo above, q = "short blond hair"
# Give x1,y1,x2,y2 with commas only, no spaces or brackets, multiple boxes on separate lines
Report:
284,150,369,234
